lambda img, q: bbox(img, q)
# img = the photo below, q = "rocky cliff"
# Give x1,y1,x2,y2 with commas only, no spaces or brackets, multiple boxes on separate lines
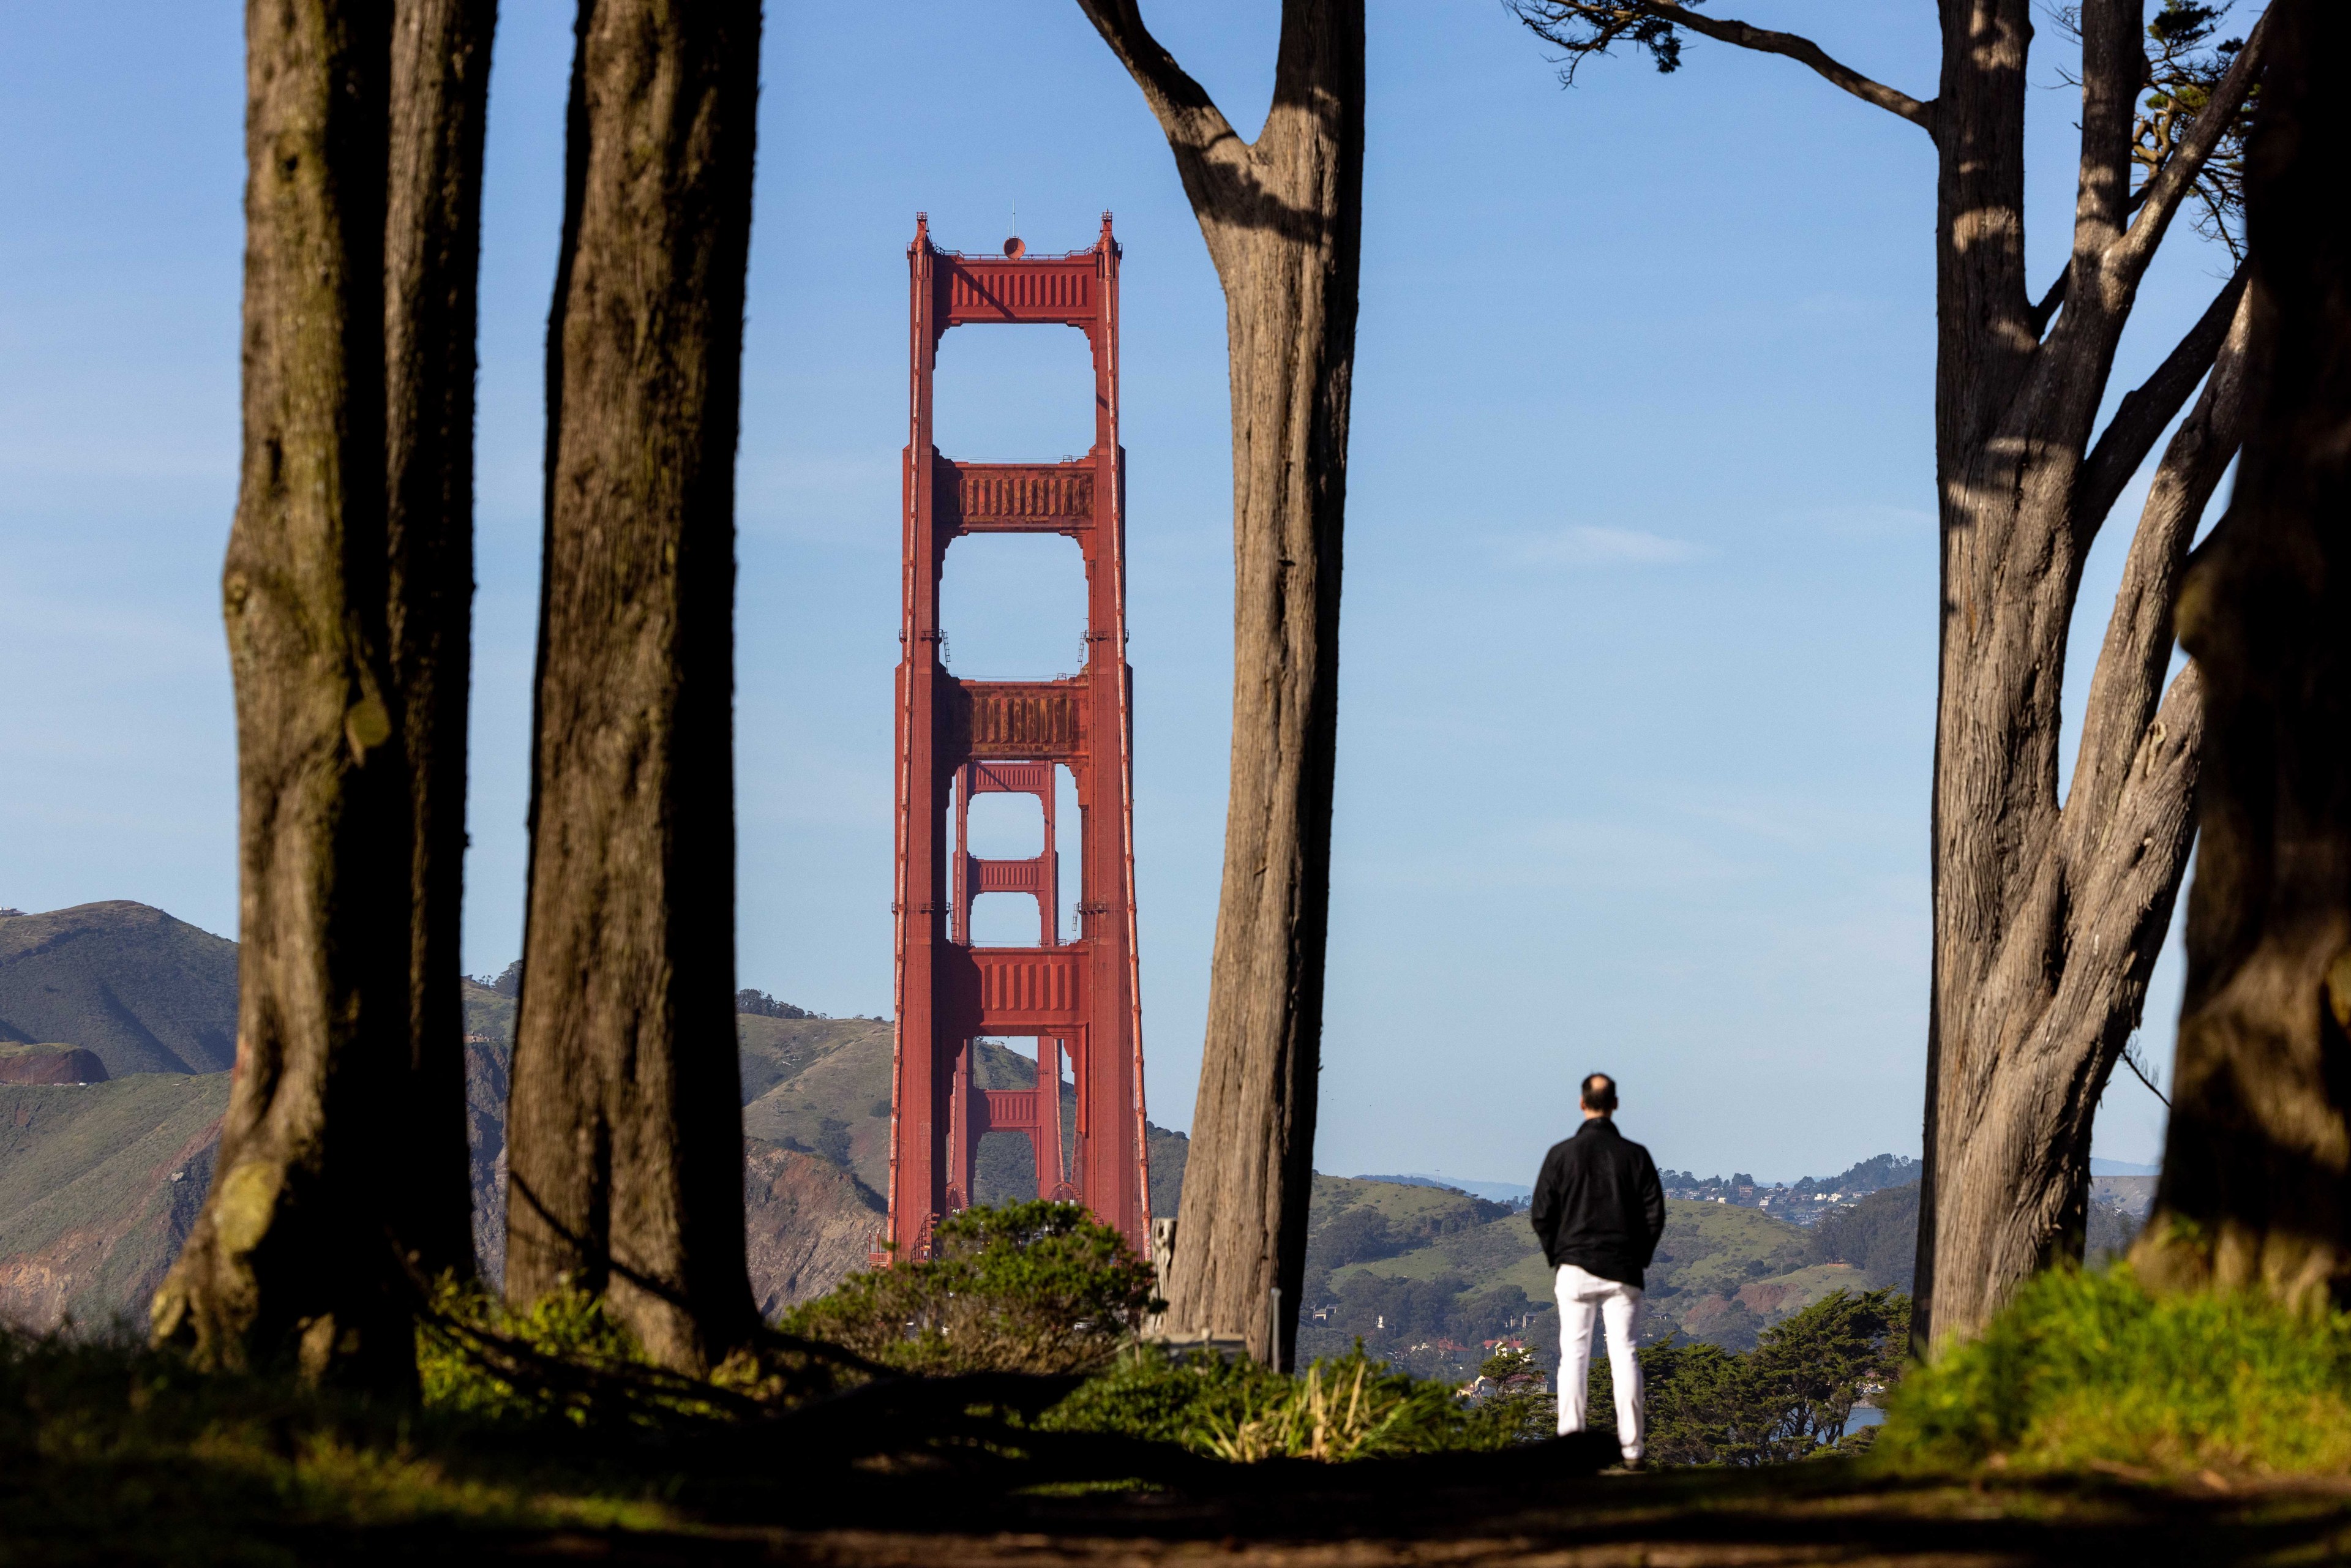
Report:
0,1044,110,1085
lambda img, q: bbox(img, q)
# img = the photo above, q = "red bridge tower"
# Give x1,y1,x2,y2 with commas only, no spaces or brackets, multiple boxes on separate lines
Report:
886,214,1149,1258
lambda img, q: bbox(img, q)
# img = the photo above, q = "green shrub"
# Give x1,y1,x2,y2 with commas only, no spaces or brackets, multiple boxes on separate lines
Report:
1036,1342,1295,1447
1586,1288,1908,1465
1038,1341,1516,1458
1875,1266,2351,1477
418,1275,657,1425
781,1201,1157,1375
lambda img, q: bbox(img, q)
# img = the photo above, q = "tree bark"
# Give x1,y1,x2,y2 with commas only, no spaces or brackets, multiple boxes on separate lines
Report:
1075,0,1364,1370
1509,0,2271,1349
504,0,762,1373
2132,0,2351,1305
1912,0,2270,1351
151,0,416,1391
383,0,496,1285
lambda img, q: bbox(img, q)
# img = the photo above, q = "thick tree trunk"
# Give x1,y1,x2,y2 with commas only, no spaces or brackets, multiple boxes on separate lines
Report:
504,0,762,1373
2132,0,2351,1305
1076,0,1363,1370
1907,0,2268,1351
1512,0,2268,1351
151,0,416,1391
382,0,495,1285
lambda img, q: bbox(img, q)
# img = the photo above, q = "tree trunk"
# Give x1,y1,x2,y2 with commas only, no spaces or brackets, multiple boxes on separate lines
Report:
151,0,416,1391
1911,1,2271,1351
1075,0,1364,1370
1507,0,2271,1351
2132,0,2351,1305
504,0,762,1373
383,0,496,1285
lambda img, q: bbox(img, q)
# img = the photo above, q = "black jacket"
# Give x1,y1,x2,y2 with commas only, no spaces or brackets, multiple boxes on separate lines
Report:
1529,1118,1667,1289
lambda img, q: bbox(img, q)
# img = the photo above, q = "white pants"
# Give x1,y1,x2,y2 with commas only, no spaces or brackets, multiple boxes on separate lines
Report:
1555,1262,1644,1461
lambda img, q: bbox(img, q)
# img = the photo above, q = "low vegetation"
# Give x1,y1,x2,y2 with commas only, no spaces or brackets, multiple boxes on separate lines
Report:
1581,1288,1910,1466
13,1199,2351,1564
1038,1342,1521,1459
1300,1175,1907,1370
0,1322,673,1564
780,1200,1158,1375
1877,1265,2351,1479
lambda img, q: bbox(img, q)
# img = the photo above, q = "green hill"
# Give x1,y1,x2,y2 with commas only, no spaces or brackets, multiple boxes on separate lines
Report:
460,998,1187,1301
1295,1176,1897,1378
14,902,1877,1362
0,903,238,1077
0,1071,228,1330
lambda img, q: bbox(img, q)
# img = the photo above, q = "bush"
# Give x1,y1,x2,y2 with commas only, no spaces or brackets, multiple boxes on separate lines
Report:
781,1201,1157,1375
1586,1288,1908,1465
1875,1266,2351,1477
1037,1341,1291,1446
418,1277,654,1425
1038,1341,1518,1458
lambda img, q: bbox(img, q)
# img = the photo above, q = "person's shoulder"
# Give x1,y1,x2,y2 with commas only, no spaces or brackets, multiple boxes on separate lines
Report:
1617,1133,1659,1166
1538,1136,1583,1168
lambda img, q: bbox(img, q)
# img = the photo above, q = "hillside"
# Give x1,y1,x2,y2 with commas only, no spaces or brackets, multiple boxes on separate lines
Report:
1295,1174,1869,1377
463,996,1190,1296
2,901,2001,1357
0,1071,228,1329
1795,1177,2146,1294
0,902,238,1076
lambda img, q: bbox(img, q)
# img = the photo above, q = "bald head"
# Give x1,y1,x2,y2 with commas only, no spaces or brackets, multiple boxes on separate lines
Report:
1581,1073,1618,1117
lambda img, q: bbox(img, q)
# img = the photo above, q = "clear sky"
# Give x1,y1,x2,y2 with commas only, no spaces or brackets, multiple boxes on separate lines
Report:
0,2,2234,1184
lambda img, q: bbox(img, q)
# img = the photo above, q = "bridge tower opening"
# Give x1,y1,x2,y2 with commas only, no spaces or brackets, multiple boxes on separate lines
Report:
884,215,1149,1259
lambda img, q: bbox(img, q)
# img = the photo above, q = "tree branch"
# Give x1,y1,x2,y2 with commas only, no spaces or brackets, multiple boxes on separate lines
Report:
2107,2,2275,290
2075,263,2250,549
1072,1,1241,162
2068,1,2143,276
1510,1,1937,137
1072,1,1249,223
2062,283,2252,847
2030,263,2071,339
2120,1038,2170,1108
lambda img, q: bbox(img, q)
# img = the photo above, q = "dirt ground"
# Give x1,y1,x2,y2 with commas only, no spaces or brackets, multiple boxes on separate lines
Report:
335,1454,2351,1566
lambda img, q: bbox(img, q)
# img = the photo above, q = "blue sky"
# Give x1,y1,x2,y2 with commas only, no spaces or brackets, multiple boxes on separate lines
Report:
0,2,2237,1182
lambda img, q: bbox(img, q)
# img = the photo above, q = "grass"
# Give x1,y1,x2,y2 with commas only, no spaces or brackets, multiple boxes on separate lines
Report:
9,1274,2351,1564
1875,1264,2351,1479
0,1323,679,1566
1035,1341,1524,1459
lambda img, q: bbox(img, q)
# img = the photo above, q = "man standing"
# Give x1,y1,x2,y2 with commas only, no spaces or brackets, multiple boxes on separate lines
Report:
1530,1072,1666,1468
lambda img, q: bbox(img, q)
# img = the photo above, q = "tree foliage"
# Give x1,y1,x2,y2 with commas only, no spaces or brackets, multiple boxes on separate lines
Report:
1588,1289,1910,1466
1468,1344,1556,1446
1806,1184,1921,1293
733,989,811,1019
